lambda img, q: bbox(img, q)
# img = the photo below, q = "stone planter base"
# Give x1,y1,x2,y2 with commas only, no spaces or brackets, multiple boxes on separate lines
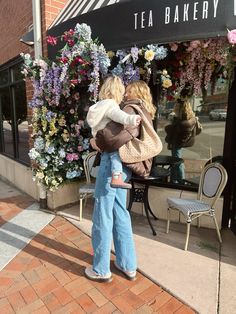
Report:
47,180,86,211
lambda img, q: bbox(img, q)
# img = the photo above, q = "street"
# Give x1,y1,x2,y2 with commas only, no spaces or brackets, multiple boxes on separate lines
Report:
158,118,226,160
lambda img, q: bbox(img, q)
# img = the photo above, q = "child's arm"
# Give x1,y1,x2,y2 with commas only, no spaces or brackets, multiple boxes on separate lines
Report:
106,106,140,126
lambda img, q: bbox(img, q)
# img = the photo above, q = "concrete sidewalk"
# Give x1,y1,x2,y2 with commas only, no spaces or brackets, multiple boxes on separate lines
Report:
0,179,195,313
58,201,236,314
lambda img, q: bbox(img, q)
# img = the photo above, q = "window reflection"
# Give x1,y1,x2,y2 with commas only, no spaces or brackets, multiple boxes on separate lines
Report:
15,82,30,163
0,69,9,85
0,60,29,164
12,63,23,82
0,87,14,157
158,79,228,186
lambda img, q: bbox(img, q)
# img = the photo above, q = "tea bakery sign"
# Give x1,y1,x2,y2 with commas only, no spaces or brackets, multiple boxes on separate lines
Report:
134,0,223,30
48,0,236,56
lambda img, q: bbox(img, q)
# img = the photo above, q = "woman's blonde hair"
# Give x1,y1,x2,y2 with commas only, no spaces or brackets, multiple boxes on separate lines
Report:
99,75,125,104
126,81,156,119
177,99,195,120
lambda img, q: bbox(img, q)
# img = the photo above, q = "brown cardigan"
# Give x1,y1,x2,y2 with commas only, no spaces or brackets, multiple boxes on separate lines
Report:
95,99,153,177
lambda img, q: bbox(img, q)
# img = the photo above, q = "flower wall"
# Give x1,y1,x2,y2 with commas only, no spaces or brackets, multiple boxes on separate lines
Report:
22,23,235,191
22,24,110,190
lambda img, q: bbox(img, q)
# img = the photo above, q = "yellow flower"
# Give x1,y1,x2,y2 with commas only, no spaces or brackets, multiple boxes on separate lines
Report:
144,50,155,62
36,172,44,179
61,129,69,142
162,79,172,89
107,51,115,58
58,117,66,126
41,119,47,132
139,67,145,75
41,106,47,114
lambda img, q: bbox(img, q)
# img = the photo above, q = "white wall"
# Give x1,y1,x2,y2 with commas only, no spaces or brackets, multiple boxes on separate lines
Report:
0,155,38,199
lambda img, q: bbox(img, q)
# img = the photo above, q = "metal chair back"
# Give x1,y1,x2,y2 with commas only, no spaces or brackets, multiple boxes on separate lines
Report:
198,162,228,208
83,151,98,184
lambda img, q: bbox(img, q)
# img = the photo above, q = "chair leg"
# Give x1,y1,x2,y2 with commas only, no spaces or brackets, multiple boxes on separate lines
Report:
79,198,83,221
166,208,170,233
212,214,222,243
184,222,191,251
197,217,201,228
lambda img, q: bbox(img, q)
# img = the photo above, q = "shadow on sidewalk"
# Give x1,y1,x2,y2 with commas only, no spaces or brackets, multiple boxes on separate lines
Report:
0,218,93,276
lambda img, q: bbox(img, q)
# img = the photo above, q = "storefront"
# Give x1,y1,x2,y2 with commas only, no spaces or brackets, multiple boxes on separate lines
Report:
1,0,236,233
46,0,236,233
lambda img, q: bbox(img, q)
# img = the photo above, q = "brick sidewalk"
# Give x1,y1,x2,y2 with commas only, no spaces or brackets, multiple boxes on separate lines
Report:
0,198,195,313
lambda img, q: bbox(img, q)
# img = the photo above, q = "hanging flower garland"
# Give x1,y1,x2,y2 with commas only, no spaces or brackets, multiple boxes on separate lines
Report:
170,38,230,96
109,44,169,85
21,23,110,191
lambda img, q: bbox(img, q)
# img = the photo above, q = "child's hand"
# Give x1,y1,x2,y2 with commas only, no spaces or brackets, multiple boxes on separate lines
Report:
136,115,142,125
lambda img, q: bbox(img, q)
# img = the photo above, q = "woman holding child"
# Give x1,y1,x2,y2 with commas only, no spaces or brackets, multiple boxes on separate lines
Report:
85,76,157,282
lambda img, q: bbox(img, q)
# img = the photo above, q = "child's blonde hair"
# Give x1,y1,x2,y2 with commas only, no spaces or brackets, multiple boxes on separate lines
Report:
99,75,125,104
126,81,156,119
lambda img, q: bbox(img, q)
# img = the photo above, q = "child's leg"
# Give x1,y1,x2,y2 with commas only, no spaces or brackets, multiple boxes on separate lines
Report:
109,151,123,174
109,152,131,189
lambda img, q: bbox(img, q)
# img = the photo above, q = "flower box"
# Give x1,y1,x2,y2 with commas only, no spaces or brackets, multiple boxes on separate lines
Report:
47,179,86,211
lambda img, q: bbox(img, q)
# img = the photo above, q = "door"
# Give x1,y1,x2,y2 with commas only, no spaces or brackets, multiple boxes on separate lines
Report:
222,67,236,234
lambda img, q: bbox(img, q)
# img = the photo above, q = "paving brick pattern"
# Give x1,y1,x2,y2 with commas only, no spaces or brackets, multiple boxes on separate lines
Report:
0,195,35,227
0,212,196,313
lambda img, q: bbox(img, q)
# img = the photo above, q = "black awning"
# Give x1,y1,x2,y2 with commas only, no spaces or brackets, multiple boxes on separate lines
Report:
47,0,236,58
49,0,125,29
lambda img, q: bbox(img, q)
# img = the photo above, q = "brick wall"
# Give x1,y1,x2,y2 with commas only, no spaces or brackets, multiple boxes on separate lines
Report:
41,0,69,57
0,0,33,64
0,0,69,152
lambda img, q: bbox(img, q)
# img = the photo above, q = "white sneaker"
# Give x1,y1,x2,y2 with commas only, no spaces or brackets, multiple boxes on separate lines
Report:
114,261,137,281
84,266,112,282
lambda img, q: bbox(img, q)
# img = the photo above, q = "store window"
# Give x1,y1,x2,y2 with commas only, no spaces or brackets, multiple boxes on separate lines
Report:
0,58,30,165
157,78,228,188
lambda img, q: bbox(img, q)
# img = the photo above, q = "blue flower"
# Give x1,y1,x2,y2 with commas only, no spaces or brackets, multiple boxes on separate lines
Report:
66,170,81,179
45,146,55,154
34,137,45,150
74,23,92,41
111,64,123,76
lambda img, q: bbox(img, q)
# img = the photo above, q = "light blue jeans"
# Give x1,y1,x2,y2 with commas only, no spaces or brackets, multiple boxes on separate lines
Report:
92,152,137,275
109,151,122,174
171,147,185,183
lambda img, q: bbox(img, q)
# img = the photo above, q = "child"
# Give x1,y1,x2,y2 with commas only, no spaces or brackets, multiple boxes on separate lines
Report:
87,75,141,189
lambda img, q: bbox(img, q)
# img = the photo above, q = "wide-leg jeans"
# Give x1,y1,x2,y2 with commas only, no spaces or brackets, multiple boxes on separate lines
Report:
171,146,185,183
92,152,137,275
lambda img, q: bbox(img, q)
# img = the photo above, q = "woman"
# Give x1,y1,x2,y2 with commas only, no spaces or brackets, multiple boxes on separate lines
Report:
87,75,141,189
85,80,156,282
165,98,197,184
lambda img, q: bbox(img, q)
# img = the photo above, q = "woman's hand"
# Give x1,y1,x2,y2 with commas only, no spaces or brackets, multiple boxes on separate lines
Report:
90,138,101,152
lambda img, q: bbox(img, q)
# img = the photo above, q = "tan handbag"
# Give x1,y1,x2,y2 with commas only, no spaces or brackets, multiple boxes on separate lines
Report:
119,104,163,163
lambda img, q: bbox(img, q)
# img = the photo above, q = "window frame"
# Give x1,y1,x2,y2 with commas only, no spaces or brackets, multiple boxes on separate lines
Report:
0,56,29,166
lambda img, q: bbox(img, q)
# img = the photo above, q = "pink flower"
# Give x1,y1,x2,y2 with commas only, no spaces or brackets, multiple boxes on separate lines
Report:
67,39,75,47
190,40,201,49
73,92,80,100
46,36,57,46
77,145,83,152
72,153,79,160
170,43,178,52
70,79,78,85
66,153,74,161
227,29,236,45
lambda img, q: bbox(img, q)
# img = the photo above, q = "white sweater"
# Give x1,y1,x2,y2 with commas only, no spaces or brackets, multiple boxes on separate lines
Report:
87,99,138,137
